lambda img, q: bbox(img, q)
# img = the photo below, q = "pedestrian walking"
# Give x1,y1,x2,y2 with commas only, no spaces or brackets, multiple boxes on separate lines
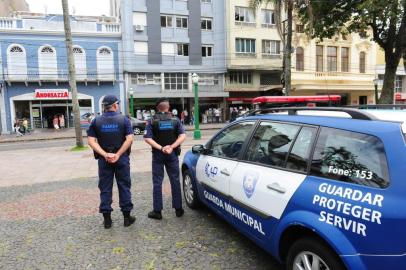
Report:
190,111,195,126
180,110,185,125
87,95,136,229
172,107,178,118
59,114,65,129
183,109,189,125
214,108,220,123
144,98,186,220
230,108,238,122
13,119,23,137
53,115,59,130
22,118,29,134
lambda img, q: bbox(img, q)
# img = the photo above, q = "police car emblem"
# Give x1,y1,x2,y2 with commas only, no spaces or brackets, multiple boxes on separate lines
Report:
243,171,259,199
204,162,218,179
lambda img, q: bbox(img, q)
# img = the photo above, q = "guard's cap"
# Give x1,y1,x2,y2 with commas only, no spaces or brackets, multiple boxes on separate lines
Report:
102,95,120,106
156,97,169,107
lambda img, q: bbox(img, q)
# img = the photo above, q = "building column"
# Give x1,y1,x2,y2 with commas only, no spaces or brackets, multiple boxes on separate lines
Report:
188,73,193,92
161,73,165,92
0,83,9,134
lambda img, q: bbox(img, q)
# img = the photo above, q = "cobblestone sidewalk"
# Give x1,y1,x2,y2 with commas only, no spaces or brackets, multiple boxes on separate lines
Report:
0,173,282,270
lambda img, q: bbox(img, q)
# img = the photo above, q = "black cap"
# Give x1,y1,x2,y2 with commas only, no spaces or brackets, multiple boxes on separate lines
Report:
102,95,119,106
156,97,169,107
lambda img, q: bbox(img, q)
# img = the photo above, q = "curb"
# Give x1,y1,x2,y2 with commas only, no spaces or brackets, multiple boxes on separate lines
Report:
0,126,222,144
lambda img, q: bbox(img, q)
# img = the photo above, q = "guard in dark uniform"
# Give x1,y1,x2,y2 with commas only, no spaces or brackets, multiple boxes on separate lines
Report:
87,95,136,229
144,98,186,219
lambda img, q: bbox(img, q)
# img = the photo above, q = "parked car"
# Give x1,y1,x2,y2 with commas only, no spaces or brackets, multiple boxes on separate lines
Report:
130,117,147,135
181,107,406,270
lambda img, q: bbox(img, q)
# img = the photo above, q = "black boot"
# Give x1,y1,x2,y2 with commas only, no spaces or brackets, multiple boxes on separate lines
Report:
147,210,162,220
123,211,136,227
103,213,112,229
175,208,184,217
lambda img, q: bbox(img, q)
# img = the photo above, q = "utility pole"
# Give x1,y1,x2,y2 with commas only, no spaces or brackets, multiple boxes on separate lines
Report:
284,0,293,96
62,0,83,147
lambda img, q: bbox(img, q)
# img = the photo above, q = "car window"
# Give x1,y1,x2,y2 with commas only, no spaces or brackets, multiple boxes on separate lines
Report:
311,127,389,188
209,121,255,159
286,127,317,172
245,122,300,168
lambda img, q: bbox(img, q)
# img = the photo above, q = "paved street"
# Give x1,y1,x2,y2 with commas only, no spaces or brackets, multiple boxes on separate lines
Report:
0,130,219,152
0,130,283,270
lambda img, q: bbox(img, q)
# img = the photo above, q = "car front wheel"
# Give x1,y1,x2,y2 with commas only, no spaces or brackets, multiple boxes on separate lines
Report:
133,127,141,135
182,170,200,209
286,238,346,270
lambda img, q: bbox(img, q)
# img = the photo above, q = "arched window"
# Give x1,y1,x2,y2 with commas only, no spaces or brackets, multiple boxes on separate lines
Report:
359,52,366,73
73,46,87,80
98,48,111,55
296,47,304,71
7,44,27,80
38,45,57,80
97,46,114,81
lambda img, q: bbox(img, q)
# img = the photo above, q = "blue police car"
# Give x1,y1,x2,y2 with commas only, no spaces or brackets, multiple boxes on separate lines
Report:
181,107,406,270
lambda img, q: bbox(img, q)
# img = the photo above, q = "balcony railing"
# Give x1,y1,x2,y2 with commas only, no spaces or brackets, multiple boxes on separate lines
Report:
101,23,121,33
315,71,339,77
4,68,115,82
0,17,16,29
0,16,120,33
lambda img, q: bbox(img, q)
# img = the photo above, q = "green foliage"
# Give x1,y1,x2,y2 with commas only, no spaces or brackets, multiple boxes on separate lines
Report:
70,146,89,151
298,0,405,51
298,0,405,103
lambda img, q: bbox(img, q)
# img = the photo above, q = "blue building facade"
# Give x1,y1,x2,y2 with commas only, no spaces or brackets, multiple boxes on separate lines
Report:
120,0,228,122
0,13,123,133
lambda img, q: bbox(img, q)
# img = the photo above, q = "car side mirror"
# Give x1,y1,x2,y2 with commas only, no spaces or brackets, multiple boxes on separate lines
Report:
192,144,208,154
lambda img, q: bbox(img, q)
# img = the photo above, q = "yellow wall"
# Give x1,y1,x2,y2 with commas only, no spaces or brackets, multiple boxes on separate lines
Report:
226,0,283,70
376,48,385,65
376,47,404,67
290,31,378,104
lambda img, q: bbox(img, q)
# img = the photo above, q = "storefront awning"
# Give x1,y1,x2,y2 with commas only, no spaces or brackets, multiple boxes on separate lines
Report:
395,93,406,101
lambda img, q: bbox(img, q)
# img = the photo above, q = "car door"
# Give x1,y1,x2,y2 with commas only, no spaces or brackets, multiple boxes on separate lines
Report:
196,121,256,218
229,122,318,243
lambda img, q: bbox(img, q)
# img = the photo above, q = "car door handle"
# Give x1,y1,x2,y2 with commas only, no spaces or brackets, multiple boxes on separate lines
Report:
220,168,230,176
267,183,286,194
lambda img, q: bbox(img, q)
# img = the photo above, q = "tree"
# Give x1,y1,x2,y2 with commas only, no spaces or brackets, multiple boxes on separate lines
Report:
251,0,312,96
62,0,83,147
298,0,406,104
251,0,294,96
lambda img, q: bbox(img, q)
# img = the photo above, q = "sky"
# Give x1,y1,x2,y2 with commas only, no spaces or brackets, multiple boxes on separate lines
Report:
26,0,111,16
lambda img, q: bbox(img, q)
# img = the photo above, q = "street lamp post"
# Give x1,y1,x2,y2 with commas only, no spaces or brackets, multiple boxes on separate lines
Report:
373,78,379,105
129,89,134,117
192,73,201,140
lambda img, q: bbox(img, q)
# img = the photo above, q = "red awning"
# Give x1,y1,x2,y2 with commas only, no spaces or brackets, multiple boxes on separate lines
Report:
252,95,342,104
395,93,406,101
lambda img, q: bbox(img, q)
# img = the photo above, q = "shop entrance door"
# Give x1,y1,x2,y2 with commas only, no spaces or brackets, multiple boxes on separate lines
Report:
42,106,68,128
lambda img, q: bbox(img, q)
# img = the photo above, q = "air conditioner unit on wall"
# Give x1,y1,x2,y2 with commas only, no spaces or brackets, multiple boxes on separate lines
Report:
134,25,144,32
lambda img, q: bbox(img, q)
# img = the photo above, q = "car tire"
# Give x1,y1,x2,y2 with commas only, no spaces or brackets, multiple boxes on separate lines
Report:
133,127,141,135
286,237,346,270
182,170,200,209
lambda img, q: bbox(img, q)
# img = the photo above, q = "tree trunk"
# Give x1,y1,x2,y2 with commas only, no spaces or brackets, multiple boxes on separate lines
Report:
403,49,406,72
284,0,293,96
379,51,400,104
62,0,83,147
